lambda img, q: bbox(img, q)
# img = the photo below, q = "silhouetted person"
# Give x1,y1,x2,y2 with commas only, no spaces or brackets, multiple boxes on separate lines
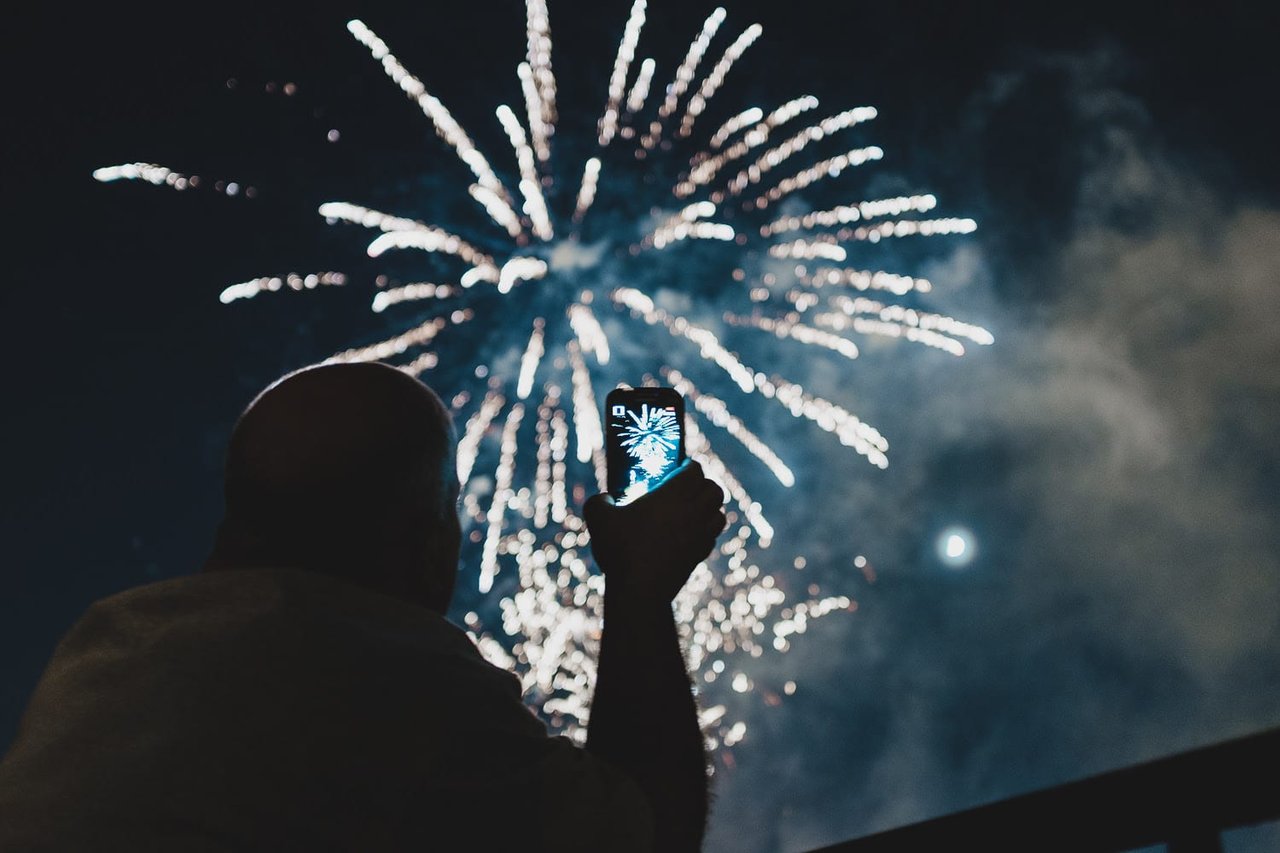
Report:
0,363,725,851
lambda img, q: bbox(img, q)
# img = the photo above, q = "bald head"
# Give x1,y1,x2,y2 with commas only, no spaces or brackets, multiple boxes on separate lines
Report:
208,362,461,612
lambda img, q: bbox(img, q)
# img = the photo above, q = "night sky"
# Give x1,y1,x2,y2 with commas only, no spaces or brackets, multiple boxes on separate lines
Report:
4,1,1279,850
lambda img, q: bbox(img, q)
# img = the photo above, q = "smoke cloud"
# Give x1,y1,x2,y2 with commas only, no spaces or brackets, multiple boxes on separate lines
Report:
707,48,1280,852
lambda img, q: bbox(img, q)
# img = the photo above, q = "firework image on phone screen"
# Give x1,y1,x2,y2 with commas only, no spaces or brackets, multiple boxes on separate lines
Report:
605,387,687,505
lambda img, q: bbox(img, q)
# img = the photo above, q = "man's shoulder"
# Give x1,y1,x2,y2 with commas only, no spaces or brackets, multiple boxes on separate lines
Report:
32,566,544,740
89,566,464,639
61,567,505,692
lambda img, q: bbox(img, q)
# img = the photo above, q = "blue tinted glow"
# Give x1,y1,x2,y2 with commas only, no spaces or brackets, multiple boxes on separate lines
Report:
612,402,681,504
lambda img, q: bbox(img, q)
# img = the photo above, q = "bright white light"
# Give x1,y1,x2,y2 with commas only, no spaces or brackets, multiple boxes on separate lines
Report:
937,526,976,568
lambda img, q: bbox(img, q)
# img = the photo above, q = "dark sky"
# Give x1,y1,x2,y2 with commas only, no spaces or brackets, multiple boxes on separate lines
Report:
4,1,1279,850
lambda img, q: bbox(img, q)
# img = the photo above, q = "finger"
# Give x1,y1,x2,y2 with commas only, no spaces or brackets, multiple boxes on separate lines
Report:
691,485,724,525
698,479,726,508
657,459,705,497
582,493,614,531
703,510,727,539
695,507,725,537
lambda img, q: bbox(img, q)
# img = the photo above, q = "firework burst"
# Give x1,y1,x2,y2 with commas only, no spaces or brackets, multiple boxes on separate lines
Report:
620,404,681,473
95,1,991,752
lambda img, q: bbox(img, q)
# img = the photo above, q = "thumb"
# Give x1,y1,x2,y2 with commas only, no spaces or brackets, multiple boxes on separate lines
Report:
582,493,615,532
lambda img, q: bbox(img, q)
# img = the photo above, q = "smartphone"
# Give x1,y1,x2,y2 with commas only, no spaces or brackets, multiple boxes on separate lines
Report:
605,387,687,505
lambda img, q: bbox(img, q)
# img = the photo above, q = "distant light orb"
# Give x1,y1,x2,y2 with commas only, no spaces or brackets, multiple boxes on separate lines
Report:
937,526,976,568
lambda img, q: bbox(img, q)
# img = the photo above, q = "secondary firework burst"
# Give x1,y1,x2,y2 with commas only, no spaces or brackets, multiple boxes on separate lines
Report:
95,1,991,752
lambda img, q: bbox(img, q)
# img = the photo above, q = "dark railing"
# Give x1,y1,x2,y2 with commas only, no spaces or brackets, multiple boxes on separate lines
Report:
810,726,1279,853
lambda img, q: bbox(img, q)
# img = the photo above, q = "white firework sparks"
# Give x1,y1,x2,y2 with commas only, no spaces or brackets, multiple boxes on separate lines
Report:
619,403,682,476
94,1,992,754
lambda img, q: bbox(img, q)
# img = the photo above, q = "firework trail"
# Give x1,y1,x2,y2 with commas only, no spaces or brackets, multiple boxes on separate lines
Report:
95,1,991,753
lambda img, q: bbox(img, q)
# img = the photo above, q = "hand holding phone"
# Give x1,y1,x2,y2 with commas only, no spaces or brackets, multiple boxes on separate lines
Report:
588,387,725,603
585,459,726,603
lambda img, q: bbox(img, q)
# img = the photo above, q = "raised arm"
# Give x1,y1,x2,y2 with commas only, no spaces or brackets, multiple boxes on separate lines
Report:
582,461,727,852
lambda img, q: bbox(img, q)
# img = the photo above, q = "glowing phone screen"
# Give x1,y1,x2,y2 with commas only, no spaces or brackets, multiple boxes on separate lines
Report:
605,389,686,505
